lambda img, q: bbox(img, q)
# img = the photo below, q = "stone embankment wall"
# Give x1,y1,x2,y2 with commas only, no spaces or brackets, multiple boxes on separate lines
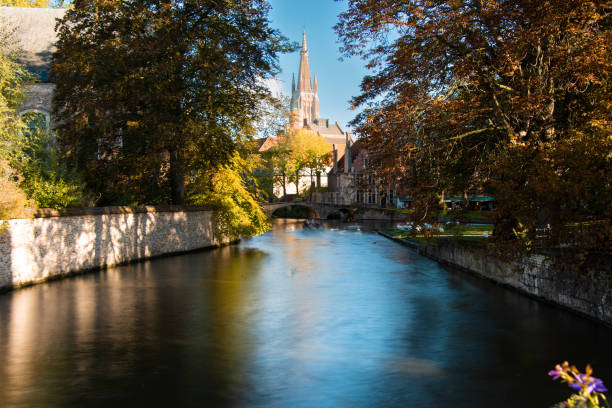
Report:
0,207,221,292
358,208,403,221
380,233,612,326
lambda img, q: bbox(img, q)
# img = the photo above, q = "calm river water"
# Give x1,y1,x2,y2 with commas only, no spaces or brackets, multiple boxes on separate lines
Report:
0,219,611,407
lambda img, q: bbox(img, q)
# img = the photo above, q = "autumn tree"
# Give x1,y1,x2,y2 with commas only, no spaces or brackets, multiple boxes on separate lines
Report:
52,0,292,205
269,128,330,196
0,21,34,217
336,0,611,248
290,128,330,191
187,149,270,239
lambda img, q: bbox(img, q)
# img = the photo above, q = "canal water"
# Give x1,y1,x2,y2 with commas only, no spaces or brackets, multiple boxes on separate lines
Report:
0,220,611,407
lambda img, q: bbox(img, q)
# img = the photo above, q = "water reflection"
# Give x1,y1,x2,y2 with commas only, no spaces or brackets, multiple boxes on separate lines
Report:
0,219,611,407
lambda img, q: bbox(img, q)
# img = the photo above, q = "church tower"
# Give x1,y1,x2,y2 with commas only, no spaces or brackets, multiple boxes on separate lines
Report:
291,31,320,127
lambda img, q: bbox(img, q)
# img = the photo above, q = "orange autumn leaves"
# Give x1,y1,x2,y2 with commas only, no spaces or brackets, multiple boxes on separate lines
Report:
336,0,611,248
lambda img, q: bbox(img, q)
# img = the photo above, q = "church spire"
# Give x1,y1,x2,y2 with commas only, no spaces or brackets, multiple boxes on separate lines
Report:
291,73,295,93
297,31,311,92
302,30,307,51
313,73,318,93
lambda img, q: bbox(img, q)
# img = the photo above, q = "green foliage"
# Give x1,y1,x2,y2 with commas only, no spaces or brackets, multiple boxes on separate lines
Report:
21,176,85,209
0,160,32,219
390,222,492,244
51,0,293,205
0,22,33,154
187,153,270,240
10,119,90,209
0,21,37,218
0,16,89,214
300,185,328,198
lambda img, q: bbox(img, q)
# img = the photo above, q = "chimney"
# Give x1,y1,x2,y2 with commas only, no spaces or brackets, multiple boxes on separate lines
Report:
344,132,351,174
333,144,338,172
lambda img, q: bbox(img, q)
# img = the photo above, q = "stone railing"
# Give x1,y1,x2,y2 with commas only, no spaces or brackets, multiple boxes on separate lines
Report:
310,192,353,206
0,206,221,292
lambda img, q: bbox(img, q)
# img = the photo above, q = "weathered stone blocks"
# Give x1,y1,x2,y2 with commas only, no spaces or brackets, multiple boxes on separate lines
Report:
422,242,612,326
0,209,219,291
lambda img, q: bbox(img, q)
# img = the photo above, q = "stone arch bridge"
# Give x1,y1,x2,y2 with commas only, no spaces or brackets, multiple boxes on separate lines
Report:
263,202,345,219
263,202,400,221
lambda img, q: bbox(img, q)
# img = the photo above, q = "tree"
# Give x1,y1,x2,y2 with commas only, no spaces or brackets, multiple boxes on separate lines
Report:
10,115,90,209
52,0,293,205
268,128,330,197
287,128,330,191
187,150,270,240
0,16,89,213
254,82,291,139
336,0,611,247
0,21,31,153
0,20,35,217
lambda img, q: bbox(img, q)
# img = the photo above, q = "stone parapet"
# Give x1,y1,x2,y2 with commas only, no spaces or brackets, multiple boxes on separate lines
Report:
379,232,612,326
0,209,221,292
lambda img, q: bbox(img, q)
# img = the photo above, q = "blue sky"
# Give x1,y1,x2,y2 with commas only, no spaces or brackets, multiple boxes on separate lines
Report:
267,0,368,132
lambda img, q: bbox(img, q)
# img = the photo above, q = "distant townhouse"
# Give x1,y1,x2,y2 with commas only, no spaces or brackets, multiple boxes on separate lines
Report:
323,138,398,208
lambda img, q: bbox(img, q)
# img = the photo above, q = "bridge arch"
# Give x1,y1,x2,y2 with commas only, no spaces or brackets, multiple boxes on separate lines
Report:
325,207,353,220
264,202,321,219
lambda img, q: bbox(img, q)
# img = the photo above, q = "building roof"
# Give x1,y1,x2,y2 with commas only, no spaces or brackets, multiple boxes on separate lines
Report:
257,136,279,152
257,127,354,162
329,138,366,174
0,7,65,82
306,119,343,137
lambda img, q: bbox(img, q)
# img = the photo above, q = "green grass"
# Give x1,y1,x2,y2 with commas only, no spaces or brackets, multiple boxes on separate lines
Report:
388,223,493,245
382,208,494,221
434,210,494,220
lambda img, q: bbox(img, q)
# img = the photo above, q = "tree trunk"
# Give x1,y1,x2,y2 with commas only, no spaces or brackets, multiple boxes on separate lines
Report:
169,147,185,205
282,173,287,200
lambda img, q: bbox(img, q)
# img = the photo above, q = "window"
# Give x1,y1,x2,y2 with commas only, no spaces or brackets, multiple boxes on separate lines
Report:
357,190,364,203
368,189,375,204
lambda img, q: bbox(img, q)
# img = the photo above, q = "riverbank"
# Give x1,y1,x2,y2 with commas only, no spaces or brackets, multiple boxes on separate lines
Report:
0,206,229,293
378,231,612,327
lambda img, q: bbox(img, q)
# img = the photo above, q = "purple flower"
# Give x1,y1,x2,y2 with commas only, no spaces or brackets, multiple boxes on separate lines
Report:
549,370,562,380
548,362,608,396
569,373,608,395
578,374,608,394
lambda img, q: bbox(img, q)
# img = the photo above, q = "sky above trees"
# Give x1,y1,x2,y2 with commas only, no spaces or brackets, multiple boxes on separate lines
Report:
267,0,367,132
